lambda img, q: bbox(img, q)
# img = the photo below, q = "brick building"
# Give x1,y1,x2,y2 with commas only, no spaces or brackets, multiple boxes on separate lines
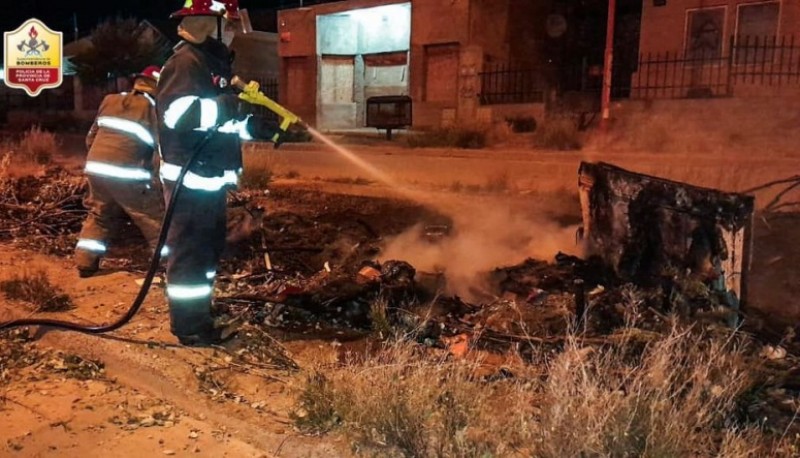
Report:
277,0,561,130
633,0,800,98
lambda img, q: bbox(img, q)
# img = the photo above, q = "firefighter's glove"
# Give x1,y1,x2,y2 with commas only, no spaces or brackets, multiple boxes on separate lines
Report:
246,117,283,146
218,94,249,122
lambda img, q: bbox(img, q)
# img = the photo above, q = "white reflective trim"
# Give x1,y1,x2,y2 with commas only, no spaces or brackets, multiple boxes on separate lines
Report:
159,162,238,192
142,92,156,107
163,96,198,129
160,246,170,257
218,116,253,141
76,239,107,253
166,284,213,300
199,99,218,129
206,270,216,280
97,116,155,146
210,0,226,12
85,161,152,181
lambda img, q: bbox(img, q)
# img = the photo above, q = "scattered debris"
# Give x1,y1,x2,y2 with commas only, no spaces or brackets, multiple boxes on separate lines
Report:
46,353,105,380
108,400,179,431
0,329,42,385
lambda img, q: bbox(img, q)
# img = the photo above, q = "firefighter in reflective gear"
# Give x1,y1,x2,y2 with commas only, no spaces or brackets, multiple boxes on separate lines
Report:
75,66,165,278
157,0,276,346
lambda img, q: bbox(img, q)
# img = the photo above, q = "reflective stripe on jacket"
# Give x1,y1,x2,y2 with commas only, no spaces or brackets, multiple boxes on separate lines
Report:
156,39,244,179
85,90,158,174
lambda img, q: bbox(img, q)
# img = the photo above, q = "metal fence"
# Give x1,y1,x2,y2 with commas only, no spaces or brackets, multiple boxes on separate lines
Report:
478,35,800,104
732,35,800,85
479,63,548,105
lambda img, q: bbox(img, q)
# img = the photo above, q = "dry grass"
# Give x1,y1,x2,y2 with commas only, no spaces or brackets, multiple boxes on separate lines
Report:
293,324,797,457
407,125,489,149
0,270,74,312
0,126,61,178
484,171,511,193
16,126,60,165
240,145,285,190
533,118,582,151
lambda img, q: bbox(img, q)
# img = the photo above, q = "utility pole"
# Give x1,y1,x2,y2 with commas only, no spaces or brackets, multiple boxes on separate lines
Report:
600,0,617,131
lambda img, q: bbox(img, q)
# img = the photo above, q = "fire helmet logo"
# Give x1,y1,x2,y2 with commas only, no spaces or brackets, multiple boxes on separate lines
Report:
18,26,50,56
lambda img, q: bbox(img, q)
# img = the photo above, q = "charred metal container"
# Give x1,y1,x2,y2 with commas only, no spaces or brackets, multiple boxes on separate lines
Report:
366,95,412,140
578,161,755,312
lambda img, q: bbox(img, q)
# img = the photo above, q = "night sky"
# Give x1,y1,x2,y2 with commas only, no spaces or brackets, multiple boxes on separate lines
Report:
1,0,335,41
1,0,343,62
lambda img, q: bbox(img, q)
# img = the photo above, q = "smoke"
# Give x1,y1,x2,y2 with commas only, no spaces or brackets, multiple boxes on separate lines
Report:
378,203,583,301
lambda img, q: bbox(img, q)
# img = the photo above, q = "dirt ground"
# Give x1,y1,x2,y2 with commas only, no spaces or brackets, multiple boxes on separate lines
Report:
2,137,800,456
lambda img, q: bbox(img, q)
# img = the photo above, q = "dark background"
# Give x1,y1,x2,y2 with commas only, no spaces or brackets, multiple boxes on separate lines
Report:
0,0,339,44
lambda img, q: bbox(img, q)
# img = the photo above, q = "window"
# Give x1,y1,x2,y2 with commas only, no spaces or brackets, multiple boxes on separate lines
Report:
735,2,780,64
685,8,725,60
737,2,780,38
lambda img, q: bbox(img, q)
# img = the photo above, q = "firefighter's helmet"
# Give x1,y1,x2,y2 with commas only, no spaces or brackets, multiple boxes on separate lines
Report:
170,0,239,20
135,65,162,82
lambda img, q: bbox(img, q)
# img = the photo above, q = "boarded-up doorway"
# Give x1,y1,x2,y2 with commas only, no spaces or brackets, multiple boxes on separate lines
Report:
424,43,459,105
319,55,356,129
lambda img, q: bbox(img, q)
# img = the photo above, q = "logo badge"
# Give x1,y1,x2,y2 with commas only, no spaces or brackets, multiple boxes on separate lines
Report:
3,18,63,96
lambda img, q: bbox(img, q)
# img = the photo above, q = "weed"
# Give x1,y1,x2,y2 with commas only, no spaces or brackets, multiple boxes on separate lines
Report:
369,297,393,339
449,180,464,193
533,118,582,150
293,371,340,434
17,125,60,165
484,171,511,193
241,146,285,189
293,326,793,457
465,184,483,193
326,177,374,186
506,116,537,133
407,125,488,149
0,270,74,312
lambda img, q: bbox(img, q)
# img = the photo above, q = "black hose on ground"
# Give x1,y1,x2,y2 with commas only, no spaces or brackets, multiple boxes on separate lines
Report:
0,131,215,334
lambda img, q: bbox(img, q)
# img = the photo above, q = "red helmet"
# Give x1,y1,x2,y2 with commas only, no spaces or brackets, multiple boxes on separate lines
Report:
135,65,162,82
170,0,238,20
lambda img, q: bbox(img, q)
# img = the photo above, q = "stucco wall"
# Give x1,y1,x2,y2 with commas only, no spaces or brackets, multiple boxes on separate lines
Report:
640,0,800,56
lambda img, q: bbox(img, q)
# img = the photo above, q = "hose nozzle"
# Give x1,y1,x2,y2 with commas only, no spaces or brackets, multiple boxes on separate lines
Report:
231,76,306,133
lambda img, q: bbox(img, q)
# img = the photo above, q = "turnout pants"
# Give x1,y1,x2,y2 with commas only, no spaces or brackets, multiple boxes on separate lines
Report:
75,175,164,270
162,181,227,337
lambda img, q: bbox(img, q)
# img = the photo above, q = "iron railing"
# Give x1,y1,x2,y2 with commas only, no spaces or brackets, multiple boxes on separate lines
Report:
478,34,800,104
479,63,547,105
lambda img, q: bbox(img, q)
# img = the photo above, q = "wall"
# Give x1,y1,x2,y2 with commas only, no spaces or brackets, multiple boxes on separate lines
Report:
231,31,280,80
410,0,471,127
640,0,800,56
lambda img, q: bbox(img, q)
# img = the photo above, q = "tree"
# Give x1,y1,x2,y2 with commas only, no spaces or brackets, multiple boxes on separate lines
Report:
73,17,171,85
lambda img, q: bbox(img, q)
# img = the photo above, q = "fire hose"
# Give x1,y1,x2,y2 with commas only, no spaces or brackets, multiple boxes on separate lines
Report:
0,78,304,335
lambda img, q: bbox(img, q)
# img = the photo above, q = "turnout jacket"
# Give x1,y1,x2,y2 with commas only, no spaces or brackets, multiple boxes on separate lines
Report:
85,87,158,177
156,38,247,182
